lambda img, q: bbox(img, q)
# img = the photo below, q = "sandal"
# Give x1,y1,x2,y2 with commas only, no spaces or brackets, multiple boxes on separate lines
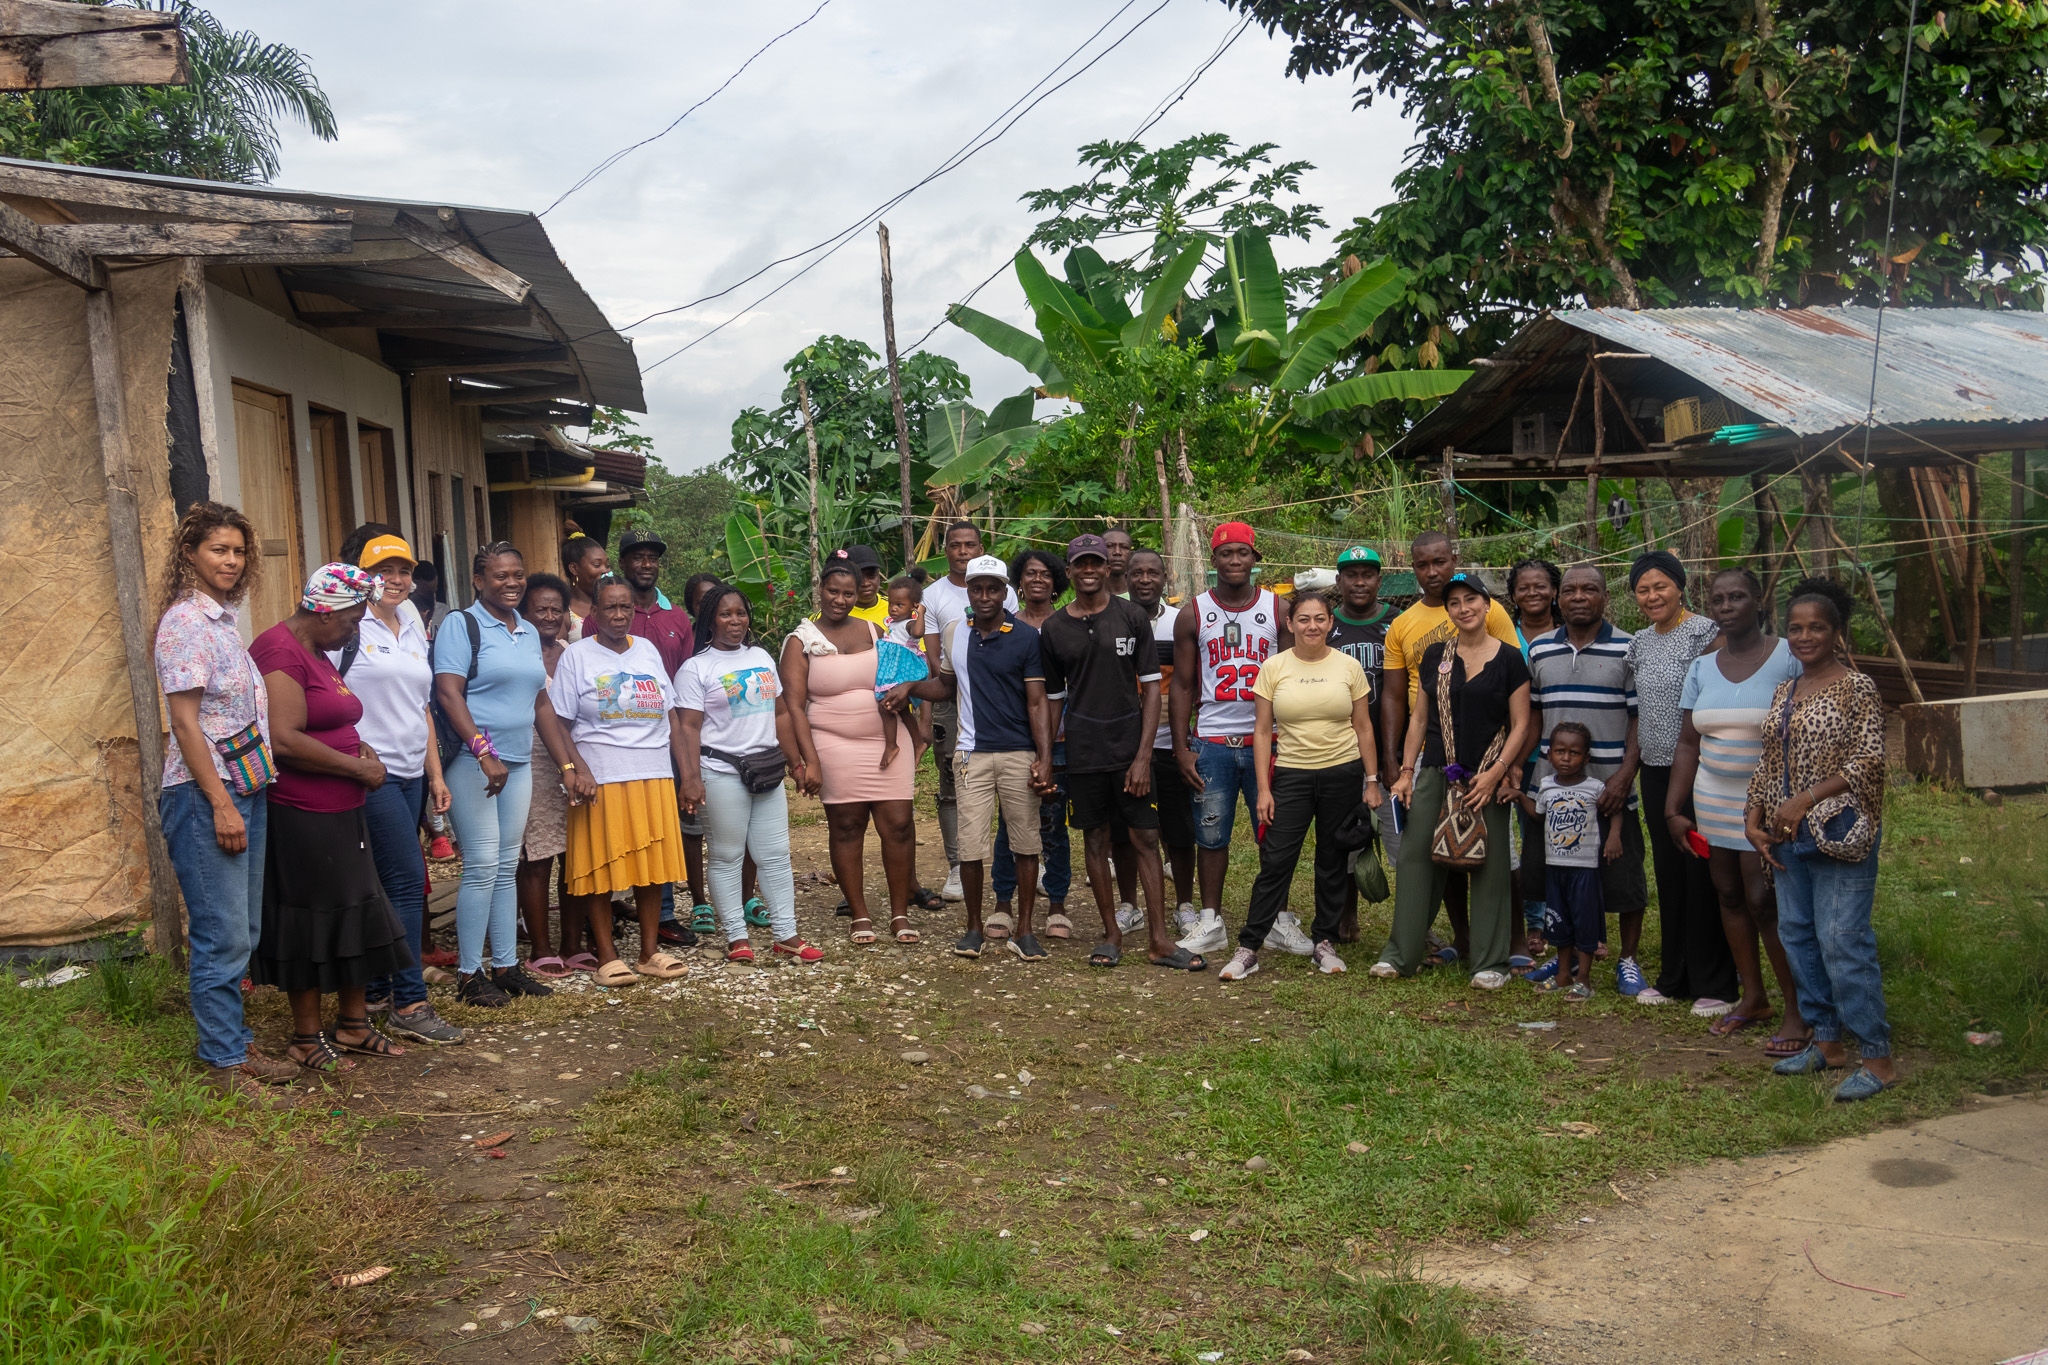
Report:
1044,913,1074,941
564,953,601,973
1763,1030,1814,1060
910,887,946,912
1148,945,1207,972
1089,942,1122,968
850,917,877,946
743,896,771,929
526,955,573,980
892,916,920,945
289,1031,356,1073
692,903,717,935
1008,933,1049,962
1710,1010,1772,1038
332,1016,405,1058
592,959,638,988
984,910,1013,941
952,929,986,959
633,952,690,979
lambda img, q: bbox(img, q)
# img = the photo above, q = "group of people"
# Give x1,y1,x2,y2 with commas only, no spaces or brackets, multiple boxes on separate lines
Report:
154,499,1898,1107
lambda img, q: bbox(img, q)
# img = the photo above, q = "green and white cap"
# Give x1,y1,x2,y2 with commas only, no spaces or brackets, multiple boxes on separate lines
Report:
1335,545,1383,567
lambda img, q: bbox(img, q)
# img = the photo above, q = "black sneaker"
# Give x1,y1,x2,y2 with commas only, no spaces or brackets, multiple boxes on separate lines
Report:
456,971,510,1008
492,964,554,998
656,921,698,948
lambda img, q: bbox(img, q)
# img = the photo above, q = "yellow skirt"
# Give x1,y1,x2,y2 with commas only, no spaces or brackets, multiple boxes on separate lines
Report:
564,777,686,897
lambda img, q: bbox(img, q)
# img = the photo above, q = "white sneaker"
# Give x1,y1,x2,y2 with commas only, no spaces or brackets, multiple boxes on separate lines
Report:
1114,901,1143,932
1635,986,1670,1006
1368,960,1399,978
1691,997,1734,1018
1268,911,1315,957
1218,947,1259,981
1177,909,1228,957
1312,940,1347,975
1174,902,1199,934
941,867,964,902
1470,970,1509,991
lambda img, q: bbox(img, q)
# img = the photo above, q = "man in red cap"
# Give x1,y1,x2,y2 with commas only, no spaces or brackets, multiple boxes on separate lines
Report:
1169,521,1299,959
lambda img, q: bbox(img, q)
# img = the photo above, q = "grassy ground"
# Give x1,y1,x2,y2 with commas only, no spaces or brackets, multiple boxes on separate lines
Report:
3,778,2040,1364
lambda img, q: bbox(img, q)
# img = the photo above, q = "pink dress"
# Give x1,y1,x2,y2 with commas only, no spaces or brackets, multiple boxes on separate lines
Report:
805,635,914,805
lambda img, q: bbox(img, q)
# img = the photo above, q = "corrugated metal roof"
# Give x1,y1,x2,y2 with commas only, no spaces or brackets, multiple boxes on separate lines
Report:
1557,306,2048,436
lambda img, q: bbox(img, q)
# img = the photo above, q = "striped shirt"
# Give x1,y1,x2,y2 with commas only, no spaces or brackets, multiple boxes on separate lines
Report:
1527,620,1638,805
1681,640,1802,849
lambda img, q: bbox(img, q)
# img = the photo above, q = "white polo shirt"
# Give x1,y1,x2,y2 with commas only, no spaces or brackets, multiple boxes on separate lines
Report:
329,604,433,780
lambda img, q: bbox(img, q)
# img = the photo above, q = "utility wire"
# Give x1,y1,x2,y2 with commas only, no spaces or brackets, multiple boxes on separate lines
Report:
1853,0,1921,557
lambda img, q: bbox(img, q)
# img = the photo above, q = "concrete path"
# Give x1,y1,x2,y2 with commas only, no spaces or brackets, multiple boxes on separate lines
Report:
1430,1093,2046,1365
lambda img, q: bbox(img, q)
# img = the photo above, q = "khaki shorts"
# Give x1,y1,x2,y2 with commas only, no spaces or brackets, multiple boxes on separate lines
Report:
955,750,1041,862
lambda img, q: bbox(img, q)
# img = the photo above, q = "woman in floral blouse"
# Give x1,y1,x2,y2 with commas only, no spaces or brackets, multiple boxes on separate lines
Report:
1746,578,1894,1102
154,502,298,1098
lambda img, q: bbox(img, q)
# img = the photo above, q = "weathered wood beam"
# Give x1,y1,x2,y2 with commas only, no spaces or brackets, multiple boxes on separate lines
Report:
82,286,187,958
0,0,186,90
392,211,530,303
0,163,342,222
0,196,96,285
406,358,575,380
41,219,353,259
449,381,582,406
295,307,534,330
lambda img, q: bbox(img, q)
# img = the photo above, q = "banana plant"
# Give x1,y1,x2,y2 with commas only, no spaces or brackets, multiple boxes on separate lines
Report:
924,391,1043,491
1219,226,1473,449
723,510,779,606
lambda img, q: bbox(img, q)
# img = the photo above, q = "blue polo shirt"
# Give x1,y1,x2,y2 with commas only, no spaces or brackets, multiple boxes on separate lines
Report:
941,611,1042,754
432,602,548,762
1527,619,1638,805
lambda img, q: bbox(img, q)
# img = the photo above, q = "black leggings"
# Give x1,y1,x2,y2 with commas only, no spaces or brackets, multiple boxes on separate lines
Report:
1241,761,1363,951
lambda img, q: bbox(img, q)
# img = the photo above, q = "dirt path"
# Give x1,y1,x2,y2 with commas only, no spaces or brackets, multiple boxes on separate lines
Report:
1430,1093,2048,1364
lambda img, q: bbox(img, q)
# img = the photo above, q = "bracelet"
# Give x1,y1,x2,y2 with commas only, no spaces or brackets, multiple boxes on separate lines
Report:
1365,775,1381,785
560,762,576,772
467,730,500,761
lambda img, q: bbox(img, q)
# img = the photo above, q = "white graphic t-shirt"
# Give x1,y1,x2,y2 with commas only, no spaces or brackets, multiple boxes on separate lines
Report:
675,644,782,775
1535,773,1604,869
547,635,678,785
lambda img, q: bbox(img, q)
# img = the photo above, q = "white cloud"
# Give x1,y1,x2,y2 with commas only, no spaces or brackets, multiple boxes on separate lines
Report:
216,0,1412,469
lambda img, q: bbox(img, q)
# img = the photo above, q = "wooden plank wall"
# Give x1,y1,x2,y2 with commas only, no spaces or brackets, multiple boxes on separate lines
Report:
405,377,489,585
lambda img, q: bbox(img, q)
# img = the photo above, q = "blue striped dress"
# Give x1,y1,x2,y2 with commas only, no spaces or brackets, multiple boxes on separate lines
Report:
1679,639,1803,849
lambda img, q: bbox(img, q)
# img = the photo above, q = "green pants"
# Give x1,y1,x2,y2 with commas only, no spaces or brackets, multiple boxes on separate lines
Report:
1381,766,1515,976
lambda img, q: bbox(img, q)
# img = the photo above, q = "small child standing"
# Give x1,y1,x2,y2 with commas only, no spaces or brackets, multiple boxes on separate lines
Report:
1520,721,1619,1000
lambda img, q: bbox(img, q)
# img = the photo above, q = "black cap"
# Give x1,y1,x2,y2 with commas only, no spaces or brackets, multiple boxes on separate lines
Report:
842,544,882,571
617,528,667,557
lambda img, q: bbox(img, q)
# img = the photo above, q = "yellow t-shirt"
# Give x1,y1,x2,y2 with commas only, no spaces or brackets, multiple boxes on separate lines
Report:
1252,647,1372,770
849,600,890,627
1383,598,1521,703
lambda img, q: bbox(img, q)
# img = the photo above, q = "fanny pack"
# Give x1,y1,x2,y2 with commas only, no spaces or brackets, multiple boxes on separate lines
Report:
211,719,276,796
705,745,788,794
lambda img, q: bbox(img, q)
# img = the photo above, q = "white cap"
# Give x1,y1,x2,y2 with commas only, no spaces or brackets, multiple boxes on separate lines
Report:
964,554,1009,583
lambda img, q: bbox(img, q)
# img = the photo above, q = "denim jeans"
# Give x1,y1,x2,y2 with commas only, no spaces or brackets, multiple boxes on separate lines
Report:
1772,835,1890,1057
444,753,531,973
1194,741,1259,851
160,782,267,1067
702,768,797,940
361,774,427,1008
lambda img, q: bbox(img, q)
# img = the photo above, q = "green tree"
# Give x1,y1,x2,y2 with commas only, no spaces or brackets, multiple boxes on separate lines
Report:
0,0,336,183
1224,0,2048,366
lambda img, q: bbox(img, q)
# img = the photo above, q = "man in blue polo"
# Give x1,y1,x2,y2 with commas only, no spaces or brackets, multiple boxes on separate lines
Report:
1524,564,1654,999
893,555,1055,963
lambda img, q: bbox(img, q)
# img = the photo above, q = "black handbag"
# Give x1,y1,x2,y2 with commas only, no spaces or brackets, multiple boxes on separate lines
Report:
429,610,482,770
705,745,789,794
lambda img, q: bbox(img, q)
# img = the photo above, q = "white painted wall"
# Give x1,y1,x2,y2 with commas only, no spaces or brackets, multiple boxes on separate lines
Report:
198,285,414,570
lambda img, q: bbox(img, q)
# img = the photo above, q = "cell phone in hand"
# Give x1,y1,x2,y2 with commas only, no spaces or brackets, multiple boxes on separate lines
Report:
1685,830,1712,859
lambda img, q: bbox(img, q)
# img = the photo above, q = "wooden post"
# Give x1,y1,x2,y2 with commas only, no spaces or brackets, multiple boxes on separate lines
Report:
1585,361,1605,555
2012,448,2028,670
177,257,221,493
85,284,186,960
1818,517,1925,706
1963,456,1983,695
876,223,915,565
1802,471,1834,577
1439,446,1457,537
1153,441,1174,571
1908,468,1961,653
795,376,822,595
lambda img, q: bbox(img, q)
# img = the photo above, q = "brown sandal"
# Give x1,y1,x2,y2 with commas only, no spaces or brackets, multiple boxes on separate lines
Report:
332,1016,405,1057
290,1030,356,1073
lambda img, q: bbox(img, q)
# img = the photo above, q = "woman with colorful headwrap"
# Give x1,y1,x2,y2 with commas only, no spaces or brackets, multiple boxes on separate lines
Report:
249,563,417,1074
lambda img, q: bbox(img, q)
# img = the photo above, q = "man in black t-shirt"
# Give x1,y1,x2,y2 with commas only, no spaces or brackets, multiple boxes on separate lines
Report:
1039,535,1207,972
1322,544,1394,942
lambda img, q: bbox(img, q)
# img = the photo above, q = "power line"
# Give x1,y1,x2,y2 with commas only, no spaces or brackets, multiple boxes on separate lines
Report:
1853,0,1921,559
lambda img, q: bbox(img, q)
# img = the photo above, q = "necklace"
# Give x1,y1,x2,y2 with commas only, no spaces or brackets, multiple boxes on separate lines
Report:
1210,585,1259,649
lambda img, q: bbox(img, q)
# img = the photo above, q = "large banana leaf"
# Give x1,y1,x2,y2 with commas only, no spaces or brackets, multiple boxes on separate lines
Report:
946,304,1063,393
1120,237,1209,352
926,421,1048,490
1223,227,1287,371
724,510,778,605
1287,367,1474,423
1015,249,1115,362
1273,260,1407,393
924,400,984,469
1064,246,1133,328
986,389,1037,433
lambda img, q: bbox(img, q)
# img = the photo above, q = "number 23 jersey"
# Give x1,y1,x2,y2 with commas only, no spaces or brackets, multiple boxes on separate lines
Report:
1194,587,1279,739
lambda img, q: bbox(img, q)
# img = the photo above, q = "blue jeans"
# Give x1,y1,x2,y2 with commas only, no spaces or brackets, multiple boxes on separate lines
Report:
362,774,427,1008
160,782,267,1068
1772,835,1889,1058
1194,741,1259,851
702,769,797,940
444,754,531,973
994,772,1069,902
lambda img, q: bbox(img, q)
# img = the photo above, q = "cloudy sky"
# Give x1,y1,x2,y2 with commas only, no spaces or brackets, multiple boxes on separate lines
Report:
213,0,1414,470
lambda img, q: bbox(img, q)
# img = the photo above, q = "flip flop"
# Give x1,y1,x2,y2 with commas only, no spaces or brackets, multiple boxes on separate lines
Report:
1089,942,1122,968
952,929,985,959
526,955,573,980
1763,1030,1815,1059
1709,1010,1769,1037
564,953,600,973
1044,913,1074,940
1008,933,1048,962
592,959,638,988
1148,946,1208,972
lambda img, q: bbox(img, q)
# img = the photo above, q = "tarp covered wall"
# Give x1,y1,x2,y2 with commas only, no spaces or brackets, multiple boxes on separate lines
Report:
0,260,182,948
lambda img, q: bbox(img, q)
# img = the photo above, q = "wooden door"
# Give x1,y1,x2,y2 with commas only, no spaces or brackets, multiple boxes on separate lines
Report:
358,423,401,529
231,383,303,633
309,406,353,566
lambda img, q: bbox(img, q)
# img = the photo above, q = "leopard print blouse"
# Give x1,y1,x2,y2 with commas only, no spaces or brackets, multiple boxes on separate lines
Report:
1745,670,1886,837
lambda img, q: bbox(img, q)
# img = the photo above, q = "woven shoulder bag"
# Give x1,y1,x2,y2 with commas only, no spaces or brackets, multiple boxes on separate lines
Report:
1429,646,1507,869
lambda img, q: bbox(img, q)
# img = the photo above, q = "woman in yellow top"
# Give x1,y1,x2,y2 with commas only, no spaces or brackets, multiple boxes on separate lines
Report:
1219,591,1384,981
